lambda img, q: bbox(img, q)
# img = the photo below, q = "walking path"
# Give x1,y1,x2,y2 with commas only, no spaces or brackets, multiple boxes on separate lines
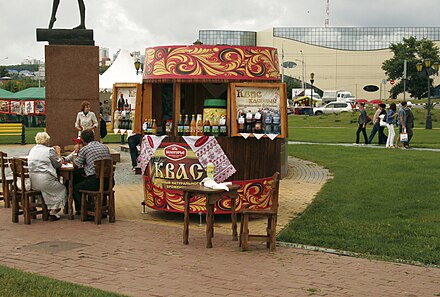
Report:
1,144,440,296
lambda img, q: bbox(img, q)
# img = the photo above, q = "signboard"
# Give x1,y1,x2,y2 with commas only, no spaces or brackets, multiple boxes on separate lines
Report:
0,100,9,114
230,83,287,138
146,142,206,190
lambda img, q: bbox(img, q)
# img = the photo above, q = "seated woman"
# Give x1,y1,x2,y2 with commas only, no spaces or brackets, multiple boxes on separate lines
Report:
28,132,67,221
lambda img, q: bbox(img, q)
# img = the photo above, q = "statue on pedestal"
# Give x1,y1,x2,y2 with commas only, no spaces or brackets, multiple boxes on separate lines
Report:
49,0,86,29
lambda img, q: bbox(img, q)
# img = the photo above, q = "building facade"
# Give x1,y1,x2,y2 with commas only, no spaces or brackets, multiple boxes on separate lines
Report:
200,27,440,100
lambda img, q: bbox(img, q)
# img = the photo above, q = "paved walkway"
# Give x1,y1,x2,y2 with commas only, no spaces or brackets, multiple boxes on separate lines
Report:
1,144,440,296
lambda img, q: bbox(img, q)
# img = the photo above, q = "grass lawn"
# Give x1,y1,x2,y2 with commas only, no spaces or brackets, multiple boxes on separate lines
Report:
279,144,440,265
0,265,126,297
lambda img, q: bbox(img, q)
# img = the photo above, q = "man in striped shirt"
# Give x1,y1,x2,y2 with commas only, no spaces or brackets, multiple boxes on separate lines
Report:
66,130,112,214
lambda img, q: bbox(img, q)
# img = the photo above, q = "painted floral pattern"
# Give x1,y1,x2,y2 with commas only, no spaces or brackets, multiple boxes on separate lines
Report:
144,45,280,81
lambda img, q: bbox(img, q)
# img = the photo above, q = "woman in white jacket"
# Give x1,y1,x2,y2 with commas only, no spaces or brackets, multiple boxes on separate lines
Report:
28,132,67,220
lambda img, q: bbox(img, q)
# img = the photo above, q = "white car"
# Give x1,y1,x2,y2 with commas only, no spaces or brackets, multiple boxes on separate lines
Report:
313,101,353,115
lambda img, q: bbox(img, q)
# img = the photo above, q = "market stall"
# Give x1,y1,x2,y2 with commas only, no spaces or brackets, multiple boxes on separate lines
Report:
119,44,287,214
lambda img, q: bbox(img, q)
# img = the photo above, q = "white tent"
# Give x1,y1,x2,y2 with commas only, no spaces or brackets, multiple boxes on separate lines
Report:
99,49,142,90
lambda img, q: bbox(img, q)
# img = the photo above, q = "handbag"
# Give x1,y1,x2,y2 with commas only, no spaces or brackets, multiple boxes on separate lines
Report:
400,128,408,142
365,115,372,124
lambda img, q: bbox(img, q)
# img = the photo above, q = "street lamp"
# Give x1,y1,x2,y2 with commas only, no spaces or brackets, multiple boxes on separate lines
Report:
310,73,315,115
134,59,141,75
416,58,440,129
0,57,8,64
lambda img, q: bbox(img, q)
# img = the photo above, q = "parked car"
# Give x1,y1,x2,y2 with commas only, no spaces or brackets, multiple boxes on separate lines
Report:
313,101,353,115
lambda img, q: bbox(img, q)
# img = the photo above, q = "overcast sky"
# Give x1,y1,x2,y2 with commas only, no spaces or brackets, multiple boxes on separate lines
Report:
1,0,439,65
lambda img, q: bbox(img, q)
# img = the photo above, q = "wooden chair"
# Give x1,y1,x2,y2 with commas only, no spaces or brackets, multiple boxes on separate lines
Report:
0,151,13,208
10,158,49,224
80,158,116,224
239,172,280,251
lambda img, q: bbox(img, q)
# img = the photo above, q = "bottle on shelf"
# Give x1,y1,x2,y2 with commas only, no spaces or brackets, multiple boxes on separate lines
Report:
151,119,157,135
245,110,253,133
237,112,245,133
142,119,148,134
196,114,203,136
254,110,263,133
177,114,184,136
183,114,190,136
272,110,281,134
206,159,215,180
264,111,273,134
219,115,227,136
211,114,219,137
203,117,211,136
190,114,196,136
165,119,173,137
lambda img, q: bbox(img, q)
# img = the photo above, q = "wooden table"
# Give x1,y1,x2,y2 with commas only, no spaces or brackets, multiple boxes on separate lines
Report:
58,165,82,220
181,184,240,248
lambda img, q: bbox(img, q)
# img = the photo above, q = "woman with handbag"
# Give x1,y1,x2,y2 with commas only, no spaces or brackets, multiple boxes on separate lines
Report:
355,103,368,145
385,103,397,148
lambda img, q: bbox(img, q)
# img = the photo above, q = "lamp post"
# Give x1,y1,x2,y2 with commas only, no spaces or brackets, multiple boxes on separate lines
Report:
310,73,315,115
416,58,440,129
300,50,305,89
0,57,8,64
134,59,141,75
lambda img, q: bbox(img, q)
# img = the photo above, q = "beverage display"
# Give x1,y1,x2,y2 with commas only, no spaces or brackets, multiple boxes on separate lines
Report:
245,110,253,133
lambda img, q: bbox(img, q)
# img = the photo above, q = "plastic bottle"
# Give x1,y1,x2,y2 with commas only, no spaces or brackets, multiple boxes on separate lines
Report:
272,110,281,134
190,114,196,136
196,114,203,136
206,160,215,180
264,111,272,134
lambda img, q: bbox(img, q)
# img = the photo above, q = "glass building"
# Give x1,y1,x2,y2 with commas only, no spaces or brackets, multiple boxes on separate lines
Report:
273,27,440,51
199,30,257,46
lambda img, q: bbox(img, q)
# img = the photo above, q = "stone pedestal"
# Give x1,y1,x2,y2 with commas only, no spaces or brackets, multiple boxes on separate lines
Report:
45,45,99,148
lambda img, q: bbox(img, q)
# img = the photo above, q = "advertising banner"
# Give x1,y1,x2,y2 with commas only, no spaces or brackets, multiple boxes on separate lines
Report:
146,142,205,190
0,100,9,114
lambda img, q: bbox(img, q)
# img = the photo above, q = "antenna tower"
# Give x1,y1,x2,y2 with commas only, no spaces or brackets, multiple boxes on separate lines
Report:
325,0,330,27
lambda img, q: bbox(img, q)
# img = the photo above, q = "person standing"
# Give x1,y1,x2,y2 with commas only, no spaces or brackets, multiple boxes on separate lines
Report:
367,104,381,144
355,103,368,144
117,94,126,111
404,102,414,148
28,132,67,221
128,133,141,171
65,130,112,214
377,103,387,145
397,101,414,149
75,101,98,137
385,103,397,148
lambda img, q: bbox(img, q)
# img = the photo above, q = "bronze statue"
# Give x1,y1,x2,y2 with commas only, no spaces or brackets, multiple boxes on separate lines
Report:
49,0,86,29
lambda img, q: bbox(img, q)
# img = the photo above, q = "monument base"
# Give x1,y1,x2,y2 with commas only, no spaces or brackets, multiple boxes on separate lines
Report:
36,28,94,45
45,45,99,149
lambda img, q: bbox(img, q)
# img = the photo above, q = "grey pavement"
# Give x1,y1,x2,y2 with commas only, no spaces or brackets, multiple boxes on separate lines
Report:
1,143,440,296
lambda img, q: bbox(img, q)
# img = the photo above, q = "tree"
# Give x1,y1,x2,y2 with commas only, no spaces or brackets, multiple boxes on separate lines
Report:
382,37,440,99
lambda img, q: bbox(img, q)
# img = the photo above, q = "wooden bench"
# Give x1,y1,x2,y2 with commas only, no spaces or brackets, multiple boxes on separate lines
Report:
0,123,24,144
